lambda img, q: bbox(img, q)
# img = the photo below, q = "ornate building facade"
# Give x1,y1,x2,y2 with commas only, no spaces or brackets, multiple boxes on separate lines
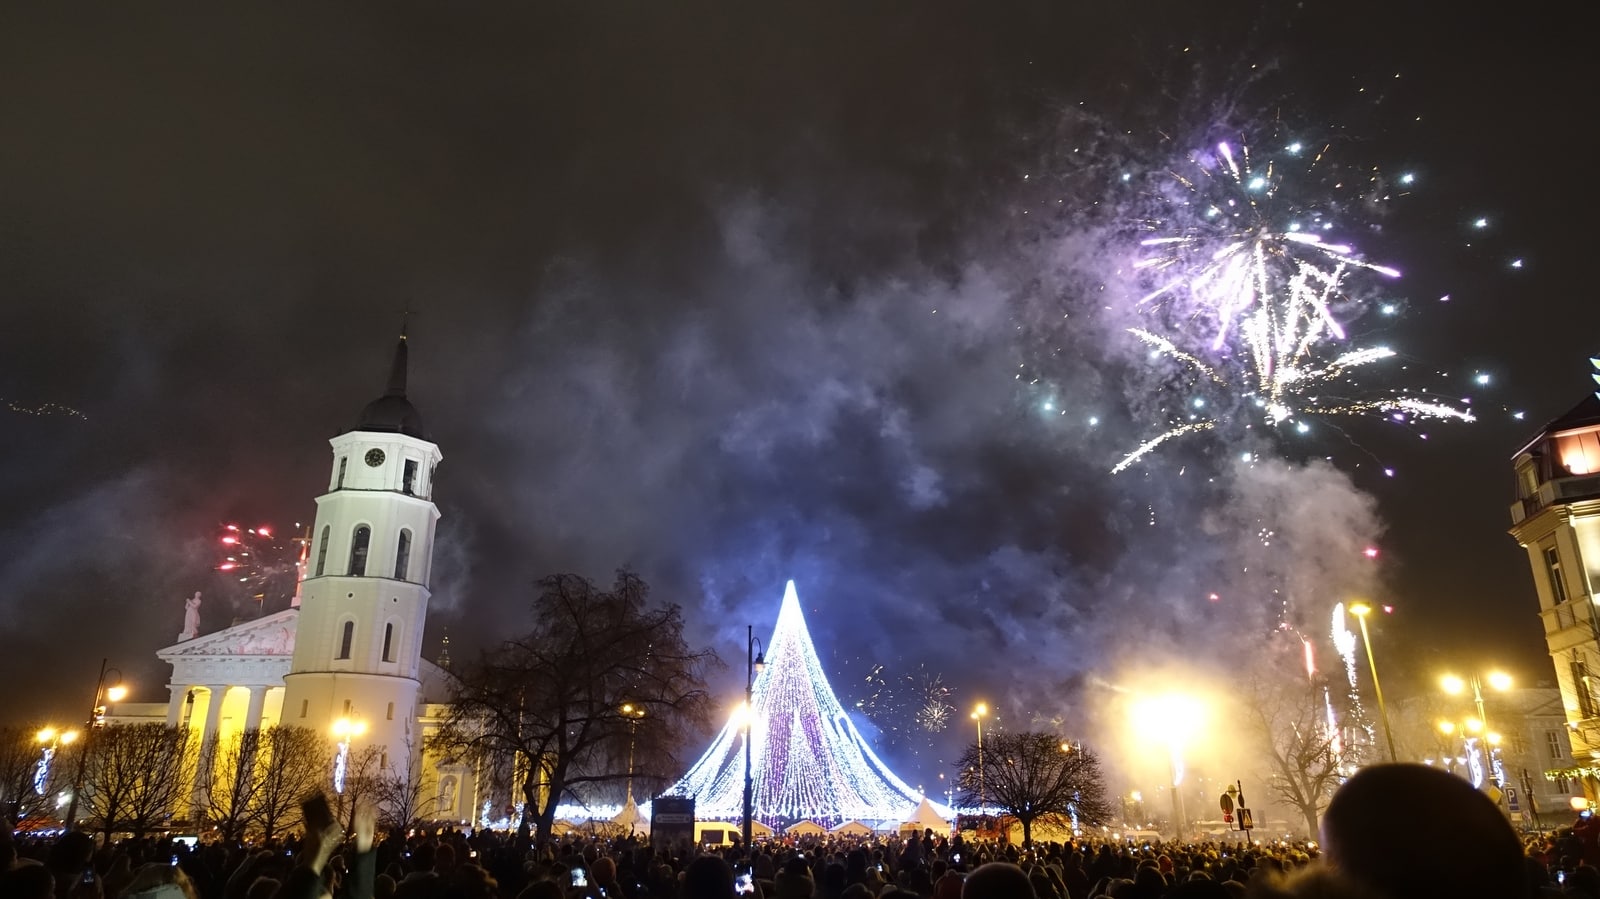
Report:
1509,386,1600,800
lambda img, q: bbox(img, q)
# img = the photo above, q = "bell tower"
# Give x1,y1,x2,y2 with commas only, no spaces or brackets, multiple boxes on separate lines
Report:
281,325,443,777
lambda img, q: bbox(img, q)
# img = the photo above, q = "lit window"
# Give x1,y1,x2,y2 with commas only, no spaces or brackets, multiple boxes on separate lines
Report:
349,526,371,577
1575,659,1597,719
1548,547,1570,605
338,621,354,660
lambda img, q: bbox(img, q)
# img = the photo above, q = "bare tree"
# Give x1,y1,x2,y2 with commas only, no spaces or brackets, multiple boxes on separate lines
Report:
332,745,384,836
432,570,719,843
372,741,438,834
1244,672,1344,838
0,726,63,825
249,726,331,841
954,731,1113,845
81,724,195,840
203,730,263,841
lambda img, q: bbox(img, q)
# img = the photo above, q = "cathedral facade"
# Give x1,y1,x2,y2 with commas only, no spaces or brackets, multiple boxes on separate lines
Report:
109,329,481,828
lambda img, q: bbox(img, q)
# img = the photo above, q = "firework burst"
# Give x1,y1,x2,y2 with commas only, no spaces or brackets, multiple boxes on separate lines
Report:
1113,136,1473,473
850,662,956,748
215,523,308,609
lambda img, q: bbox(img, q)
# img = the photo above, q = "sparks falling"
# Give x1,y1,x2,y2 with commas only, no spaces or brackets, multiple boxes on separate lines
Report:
215,523,309,608
1113,138,1474,473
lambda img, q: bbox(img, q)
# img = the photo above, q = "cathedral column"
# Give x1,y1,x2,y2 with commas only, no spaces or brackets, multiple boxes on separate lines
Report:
191,685,229,813
243,686,268,732
165,685,190,727
198,685,228,747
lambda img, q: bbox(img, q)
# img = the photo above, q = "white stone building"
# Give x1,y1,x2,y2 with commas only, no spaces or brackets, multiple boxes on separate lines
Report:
109,329,479,827
1508,389,1600,803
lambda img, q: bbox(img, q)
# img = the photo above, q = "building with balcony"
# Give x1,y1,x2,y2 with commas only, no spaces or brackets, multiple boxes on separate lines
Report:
1509,390,1600,798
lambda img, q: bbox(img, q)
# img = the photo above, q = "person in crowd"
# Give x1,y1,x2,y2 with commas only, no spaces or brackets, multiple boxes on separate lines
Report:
1318,763,1526,899
962,862,1035,899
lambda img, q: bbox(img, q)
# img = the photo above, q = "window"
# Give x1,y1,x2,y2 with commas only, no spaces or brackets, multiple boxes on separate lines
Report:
343,699,352,715
383,623,395,662
300,699,308,718
394,530,412,581
386,701,395,721
1548,730,1565,760
1548,546,1571,605
403,459,418,495
381,752,389,770
338,621,354,660
337,456,348,489
1519,464,1539,498
1555,774,1574,793
1576,658,1597,719
315,526,330,577
349,525,371,576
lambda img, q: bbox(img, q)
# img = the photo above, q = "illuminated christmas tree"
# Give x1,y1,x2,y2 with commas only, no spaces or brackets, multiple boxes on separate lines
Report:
669,581,946,822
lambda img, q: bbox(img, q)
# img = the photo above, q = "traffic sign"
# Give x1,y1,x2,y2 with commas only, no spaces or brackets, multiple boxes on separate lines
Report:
1223,811,1233,824
1506,787,1521,813
1238,808,1254,830
1220,793,1235,814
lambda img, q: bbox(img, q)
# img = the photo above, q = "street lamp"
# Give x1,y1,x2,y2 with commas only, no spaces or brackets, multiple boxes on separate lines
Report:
743,626,765,849
64,658,125,828
1132,694,1202,841
621,703,646,804
331,717,367,794
35,727,79,799
1441,671,1513,791
1348,603,1397,762
971,703,988,820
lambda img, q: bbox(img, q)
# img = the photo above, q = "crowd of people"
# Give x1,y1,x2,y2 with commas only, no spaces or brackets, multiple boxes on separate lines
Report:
0,764,1578,899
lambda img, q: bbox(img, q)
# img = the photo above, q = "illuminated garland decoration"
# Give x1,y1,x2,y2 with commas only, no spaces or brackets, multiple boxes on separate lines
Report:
666,581,948,823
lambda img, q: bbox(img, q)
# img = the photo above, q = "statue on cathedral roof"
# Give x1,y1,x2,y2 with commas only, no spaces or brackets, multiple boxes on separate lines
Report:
179,591,201,641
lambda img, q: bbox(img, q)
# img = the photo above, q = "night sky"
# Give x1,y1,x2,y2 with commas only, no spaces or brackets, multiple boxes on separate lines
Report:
1,4,1594,782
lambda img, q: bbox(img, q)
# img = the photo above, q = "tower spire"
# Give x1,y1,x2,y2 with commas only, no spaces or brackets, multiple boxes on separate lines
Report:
386,319,409,397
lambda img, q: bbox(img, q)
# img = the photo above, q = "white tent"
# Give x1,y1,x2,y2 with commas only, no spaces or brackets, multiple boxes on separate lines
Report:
611,797,648,834
899,797,952,834
831,820,872,837
786,820,827,837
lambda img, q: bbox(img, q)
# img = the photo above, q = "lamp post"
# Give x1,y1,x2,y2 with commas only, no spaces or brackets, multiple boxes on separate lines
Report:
1442,672,1512,786
1443,671,1514,819
1131,694,1203,842
64,658,125,829
1349,603,1397,762
621,703,646,804
332,717,367,795
742,626,764,849
35,727,79,799
971,703,988,820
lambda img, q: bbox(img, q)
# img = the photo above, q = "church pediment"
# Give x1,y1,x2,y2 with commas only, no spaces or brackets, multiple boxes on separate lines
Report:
158,608,299,659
